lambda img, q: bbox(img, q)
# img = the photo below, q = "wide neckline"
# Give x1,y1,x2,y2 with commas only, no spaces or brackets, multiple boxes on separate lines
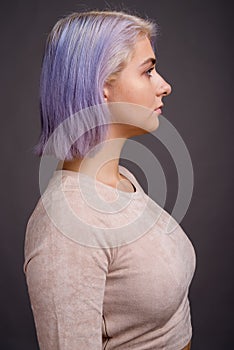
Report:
54,165,140,196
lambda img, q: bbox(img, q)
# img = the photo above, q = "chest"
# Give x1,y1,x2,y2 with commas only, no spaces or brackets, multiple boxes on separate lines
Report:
103,227,196,327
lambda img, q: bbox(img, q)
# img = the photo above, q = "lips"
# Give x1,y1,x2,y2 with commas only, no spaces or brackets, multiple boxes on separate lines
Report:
154,104,164,111
154,104,164,114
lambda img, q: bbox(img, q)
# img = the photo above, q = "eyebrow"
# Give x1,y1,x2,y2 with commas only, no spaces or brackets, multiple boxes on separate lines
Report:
139,57,156,67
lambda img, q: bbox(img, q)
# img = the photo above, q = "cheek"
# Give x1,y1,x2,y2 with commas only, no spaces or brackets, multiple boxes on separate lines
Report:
108,98,159,133
120,80,153,105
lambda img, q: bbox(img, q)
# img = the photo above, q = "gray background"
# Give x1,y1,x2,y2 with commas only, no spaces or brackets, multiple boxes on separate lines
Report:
1,0,233,349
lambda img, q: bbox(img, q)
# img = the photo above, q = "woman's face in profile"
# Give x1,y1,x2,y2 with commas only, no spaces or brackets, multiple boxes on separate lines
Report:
104,35,172,136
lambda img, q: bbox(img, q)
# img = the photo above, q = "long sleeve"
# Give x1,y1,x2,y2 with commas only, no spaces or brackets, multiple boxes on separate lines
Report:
23,212,112,350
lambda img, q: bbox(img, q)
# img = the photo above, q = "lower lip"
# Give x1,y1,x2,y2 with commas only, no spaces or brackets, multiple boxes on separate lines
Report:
154,108,162,114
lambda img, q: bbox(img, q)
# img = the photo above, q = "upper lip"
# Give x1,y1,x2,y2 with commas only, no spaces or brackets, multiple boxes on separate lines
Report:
155,104,164,110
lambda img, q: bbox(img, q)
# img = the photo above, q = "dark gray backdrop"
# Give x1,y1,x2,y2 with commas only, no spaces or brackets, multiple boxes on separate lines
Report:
1,0,233,349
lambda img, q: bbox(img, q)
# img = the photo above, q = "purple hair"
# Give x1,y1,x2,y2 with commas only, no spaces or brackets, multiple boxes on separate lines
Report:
34,11,156,160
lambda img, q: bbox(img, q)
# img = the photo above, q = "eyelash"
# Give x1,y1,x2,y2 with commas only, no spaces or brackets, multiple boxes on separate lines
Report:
145,66,155,77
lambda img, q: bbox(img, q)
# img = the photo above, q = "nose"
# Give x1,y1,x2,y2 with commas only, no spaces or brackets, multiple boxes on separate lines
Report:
162,80,172,96
156,74,172,97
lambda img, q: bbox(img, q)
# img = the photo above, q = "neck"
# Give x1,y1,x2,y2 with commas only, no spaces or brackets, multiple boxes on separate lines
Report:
58,127,127,186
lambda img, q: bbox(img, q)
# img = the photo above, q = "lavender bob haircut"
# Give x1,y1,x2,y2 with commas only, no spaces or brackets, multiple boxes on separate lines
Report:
34,11,156,160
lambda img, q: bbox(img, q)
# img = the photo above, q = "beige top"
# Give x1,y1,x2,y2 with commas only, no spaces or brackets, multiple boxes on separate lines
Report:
23,165,196,350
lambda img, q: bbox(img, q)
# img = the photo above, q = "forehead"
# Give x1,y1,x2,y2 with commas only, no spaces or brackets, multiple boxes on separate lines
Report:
131,36,156,64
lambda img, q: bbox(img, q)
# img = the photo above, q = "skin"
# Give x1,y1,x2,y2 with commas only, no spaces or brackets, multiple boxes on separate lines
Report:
103,34,171,137
182,340,191,350
61,35,171,192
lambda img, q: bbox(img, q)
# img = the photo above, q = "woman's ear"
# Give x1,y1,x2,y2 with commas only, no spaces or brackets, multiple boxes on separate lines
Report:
103,83,110,102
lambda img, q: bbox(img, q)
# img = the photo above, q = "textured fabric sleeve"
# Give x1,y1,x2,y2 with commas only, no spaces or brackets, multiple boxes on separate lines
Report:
24,218,111,350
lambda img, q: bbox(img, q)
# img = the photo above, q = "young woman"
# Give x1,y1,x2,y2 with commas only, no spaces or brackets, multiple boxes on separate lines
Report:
24,10,195,350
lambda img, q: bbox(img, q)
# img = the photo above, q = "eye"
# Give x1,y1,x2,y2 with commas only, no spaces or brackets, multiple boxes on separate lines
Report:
145,66,155,77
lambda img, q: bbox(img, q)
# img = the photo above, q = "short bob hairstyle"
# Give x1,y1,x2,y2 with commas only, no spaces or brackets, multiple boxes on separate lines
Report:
34,10,156,160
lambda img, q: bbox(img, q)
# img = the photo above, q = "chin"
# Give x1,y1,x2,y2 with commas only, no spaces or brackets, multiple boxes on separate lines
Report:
143,117,160,133
131,122,159,137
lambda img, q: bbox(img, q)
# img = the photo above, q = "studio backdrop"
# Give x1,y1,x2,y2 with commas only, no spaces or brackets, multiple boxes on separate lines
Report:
0,0,233,349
